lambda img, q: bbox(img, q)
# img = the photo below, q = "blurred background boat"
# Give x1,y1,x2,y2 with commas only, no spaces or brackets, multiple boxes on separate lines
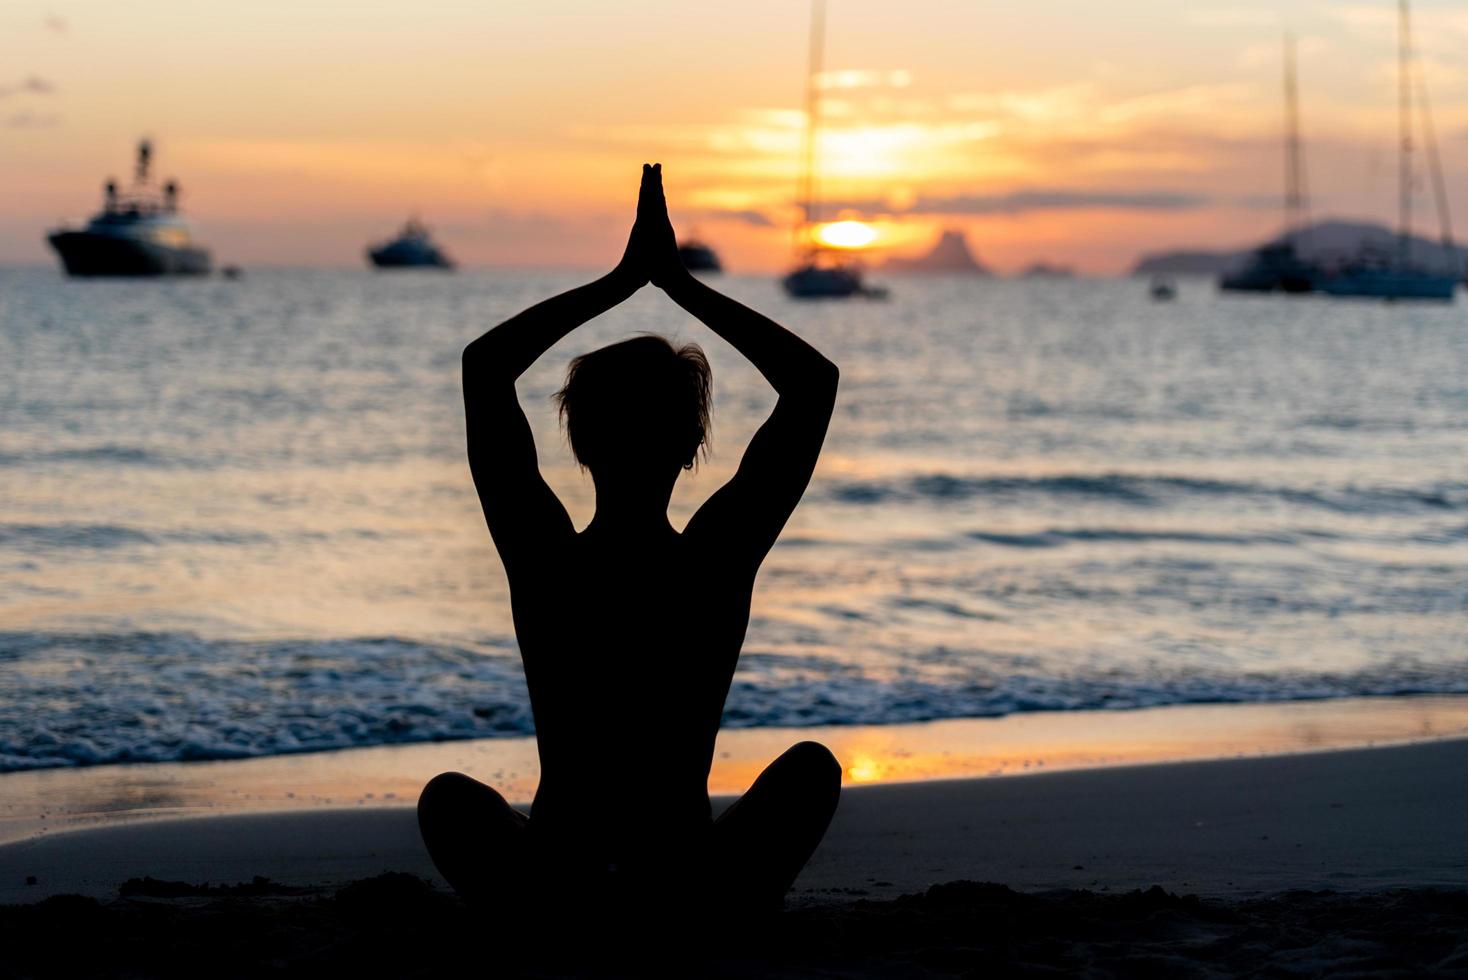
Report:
1318,261,1457,300
1316,0,1456,301
782,0,881,299
1219,36,1318,295
677,238,722,273
367,218,454,270
47,139,212,278
782,257,867,297
1220,240,1318,294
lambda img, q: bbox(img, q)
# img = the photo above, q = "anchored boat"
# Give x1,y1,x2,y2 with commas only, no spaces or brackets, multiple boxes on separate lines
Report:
782,259,865,298
1318,0,1456,301
677,239,723,273
1221,240,1317,294
782,0,883,299
47,139,212,277
367,218,454,270
1220,36,1319,295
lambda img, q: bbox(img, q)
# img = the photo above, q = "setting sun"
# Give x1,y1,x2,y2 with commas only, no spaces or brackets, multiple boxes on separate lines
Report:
815,220,878,250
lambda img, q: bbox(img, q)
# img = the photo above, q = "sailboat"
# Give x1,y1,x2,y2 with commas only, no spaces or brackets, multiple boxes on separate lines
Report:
781,0,881,299
1220,35,1318,294
1318,0,1456,301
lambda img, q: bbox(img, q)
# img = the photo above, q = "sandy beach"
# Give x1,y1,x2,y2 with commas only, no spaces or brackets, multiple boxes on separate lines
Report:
5,737,1467,976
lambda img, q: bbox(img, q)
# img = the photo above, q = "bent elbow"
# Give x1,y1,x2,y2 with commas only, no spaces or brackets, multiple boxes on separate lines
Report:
816,356,840,396
784,357,838,413
462,339,511,389
462,339,486,372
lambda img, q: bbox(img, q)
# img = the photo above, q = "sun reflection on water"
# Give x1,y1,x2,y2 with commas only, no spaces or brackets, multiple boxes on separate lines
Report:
844,753,883,783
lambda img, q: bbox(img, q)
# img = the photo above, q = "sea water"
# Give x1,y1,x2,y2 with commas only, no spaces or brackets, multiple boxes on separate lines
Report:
1,268,1466,771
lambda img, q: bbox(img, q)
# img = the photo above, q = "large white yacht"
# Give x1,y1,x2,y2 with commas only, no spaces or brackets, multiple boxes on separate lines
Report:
48,139,212,277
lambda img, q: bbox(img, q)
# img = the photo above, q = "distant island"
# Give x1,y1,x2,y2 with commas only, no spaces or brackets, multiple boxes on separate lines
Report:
884,229,992,275
1132,219,1468,276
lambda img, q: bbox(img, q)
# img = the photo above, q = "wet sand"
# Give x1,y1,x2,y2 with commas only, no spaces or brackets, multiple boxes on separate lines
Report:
7,693,1468,847
3,738,1466,976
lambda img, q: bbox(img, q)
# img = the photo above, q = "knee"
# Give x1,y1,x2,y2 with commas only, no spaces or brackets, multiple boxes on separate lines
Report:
418,770,477,814
785,741,842,785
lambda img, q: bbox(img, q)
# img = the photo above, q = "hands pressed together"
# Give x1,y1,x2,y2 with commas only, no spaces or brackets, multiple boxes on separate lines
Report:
615,163,690,292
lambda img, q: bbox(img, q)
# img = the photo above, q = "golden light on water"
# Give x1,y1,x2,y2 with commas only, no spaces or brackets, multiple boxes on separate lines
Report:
815,220,878,250
845,753,883,782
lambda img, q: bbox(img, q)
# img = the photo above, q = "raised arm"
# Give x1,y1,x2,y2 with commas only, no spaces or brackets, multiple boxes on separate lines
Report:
662,273,839,399
635,165,839,563
463,184,651,570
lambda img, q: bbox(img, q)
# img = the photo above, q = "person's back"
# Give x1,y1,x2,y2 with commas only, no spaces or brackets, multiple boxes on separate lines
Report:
525,527,740,802
522,526,747,870
418,164,842,918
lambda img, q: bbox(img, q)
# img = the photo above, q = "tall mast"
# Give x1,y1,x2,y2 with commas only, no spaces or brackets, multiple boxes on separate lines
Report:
1412,20,1455,257
1397,0,1412,268
1282,34,1309,240
794,0,826,253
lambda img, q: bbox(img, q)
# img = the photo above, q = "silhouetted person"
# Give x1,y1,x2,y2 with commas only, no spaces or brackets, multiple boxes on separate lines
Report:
418,165,841,923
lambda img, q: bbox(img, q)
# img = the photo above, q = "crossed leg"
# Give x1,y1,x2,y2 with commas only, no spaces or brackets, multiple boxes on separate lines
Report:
417,741,841,914
712,740,843,912
417,771,529,907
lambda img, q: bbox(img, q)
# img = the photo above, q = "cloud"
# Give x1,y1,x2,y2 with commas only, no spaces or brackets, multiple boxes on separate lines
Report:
700,208,775,228
1097,85,1250,125
1185,9,1279,29
6,111,61,129
816,69,912,91
1236,35,1333,72
702,188,1214,225
820,189,1212,217
1328,3,1468,53
948,83,1095,123
935,190,1209,214
946,81,1255,136
435,207,596,241
0,75,56,99
44,13,68,33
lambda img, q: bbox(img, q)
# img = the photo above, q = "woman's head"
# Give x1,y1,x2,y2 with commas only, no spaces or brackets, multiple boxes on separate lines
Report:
555,335,711,475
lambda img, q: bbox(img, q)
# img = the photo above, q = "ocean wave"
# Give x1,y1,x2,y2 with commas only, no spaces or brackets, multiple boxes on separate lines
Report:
1414,522,1468,544
962,527,1298,548
0,442,460,473
3,630,1467,772
0,523,273,551
0,631,532,771
0,446,167,468
823,472,1468,515
0,523,156,550
719,664,1468,728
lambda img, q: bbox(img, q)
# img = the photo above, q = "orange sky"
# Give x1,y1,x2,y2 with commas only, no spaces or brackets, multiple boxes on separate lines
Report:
4,1,1468,273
